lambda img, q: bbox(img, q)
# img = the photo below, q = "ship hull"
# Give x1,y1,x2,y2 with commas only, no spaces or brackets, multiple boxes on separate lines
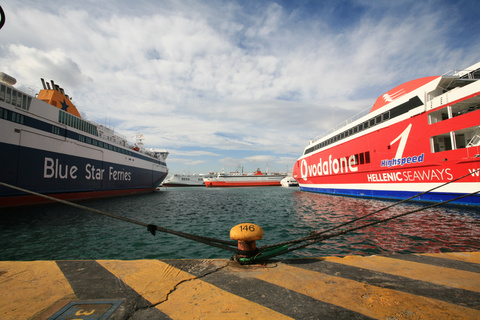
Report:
293,64,480,206
0,77,168,207
0,142,167,207
162,183,205,187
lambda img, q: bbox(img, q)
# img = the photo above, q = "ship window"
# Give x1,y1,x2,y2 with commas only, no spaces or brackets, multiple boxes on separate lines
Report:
430,103,480,124
429,107,449,124
11,90,17,106
454,125,480,150
17,92,22,108
363,121,369,129
359,153,365,164
22,95,27,109
383,112,390,121
6,87,11,103
365,151,370,163
0,84,5,101
376,115,382,124
452,104,480,117
390,96,423,118
431,132,453,152
369,118,375,126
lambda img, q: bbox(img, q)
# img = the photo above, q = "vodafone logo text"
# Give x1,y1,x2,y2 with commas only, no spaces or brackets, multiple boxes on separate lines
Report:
301,155,358,181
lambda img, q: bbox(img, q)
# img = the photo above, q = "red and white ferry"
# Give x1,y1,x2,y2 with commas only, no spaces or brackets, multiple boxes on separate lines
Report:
204,169,286,187
292,62,480,206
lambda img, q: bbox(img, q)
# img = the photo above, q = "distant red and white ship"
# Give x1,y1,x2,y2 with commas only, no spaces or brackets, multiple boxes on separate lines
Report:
293,62,480,206
204,169,287,187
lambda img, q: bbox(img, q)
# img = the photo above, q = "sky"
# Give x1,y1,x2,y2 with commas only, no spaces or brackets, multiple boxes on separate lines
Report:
1,0,479,175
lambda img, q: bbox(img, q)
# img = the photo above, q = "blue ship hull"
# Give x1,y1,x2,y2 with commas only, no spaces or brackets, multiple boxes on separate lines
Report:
300,186,480,206
0,142,167,206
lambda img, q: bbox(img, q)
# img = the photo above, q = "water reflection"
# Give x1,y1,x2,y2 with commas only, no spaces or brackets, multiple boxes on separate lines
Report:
0,188,479,260
289,191,480,257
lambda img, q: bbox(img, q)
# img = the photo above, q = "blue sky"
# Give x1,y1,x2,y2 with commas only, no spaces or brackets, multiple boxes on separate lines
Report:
1,0,479,174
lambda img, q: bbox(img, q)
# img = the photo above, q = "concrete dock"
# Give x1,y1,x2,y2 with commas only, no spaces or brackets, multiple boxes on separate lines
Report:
1,251,479,319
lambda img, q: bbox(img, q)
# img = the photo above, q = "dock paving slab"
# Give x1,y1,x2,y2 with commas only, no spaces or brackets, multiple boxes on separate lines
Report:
0,251,479,319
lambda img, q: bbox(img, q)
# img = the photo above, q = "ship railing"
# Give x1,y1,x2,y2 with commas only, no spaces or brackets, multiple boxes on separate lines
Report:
309,106,370,144
445,67,480,80
467,134,480,147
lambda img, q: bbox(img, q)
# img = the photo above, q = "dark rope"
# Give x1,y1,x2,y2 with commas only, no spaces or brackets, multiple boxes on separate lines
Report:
0,182,242,254
260,169,480,250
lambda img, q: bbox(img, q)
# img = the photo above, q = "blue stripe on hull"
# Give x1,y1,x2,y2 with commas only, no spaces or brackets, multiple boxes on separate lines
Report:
299,186,480,206
0,142,167,197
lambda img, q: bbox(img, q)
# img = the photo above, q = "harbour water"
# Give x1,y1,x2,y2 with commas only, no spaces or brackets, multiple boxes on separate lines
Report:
1,187,479,261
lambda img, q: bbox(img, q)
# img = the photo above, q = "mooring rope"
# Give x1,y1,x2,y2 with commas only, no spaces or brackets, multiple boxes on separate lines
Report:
0,182,242,254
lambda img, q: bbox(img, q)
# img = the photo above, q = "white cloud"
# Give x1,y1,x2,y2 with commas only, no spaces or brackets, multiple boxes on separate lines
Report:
1,0,479,173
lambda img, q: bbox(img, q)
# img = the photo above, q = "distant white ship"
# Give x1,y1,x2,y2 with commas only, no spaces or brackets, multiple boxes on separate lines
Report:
162,173,214,187
281,176,299,187
204,169,287,187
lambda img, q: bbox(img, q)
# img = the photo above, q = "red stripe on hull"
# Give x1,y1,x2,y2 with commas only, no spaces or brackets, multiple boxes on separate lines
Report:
162,183,205,187
1,188,156,208
205,181,281,187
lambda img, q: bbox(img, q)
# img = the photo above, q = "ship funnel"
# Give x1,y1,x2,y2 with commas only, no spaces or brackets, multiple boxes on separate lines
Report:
41,78,47,90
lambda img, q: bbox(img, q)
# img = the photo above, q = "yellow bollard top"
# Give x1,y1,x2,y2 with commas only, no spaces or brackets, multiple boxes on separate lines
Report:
230,223,263,241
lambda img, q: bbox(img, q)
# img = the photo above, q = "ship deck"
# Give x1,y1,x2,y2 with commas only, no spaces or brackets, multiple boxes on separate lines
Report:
1,251,479,319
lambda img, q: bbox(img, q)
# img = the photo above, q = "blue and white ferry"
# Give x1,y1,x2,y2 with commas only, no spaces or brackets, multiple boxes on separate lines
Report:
0,73,168,207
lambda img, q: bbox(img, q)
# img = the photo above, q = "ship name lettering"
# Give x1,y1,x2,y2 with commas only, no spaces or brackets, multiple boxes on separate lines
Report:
468,168,480,177
402,168,452,182
367,172,402,182
381,153,424,168
85,164,105,180
366,168,453,183
300,154,358,180
43,157,78,179
109,166,132,181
